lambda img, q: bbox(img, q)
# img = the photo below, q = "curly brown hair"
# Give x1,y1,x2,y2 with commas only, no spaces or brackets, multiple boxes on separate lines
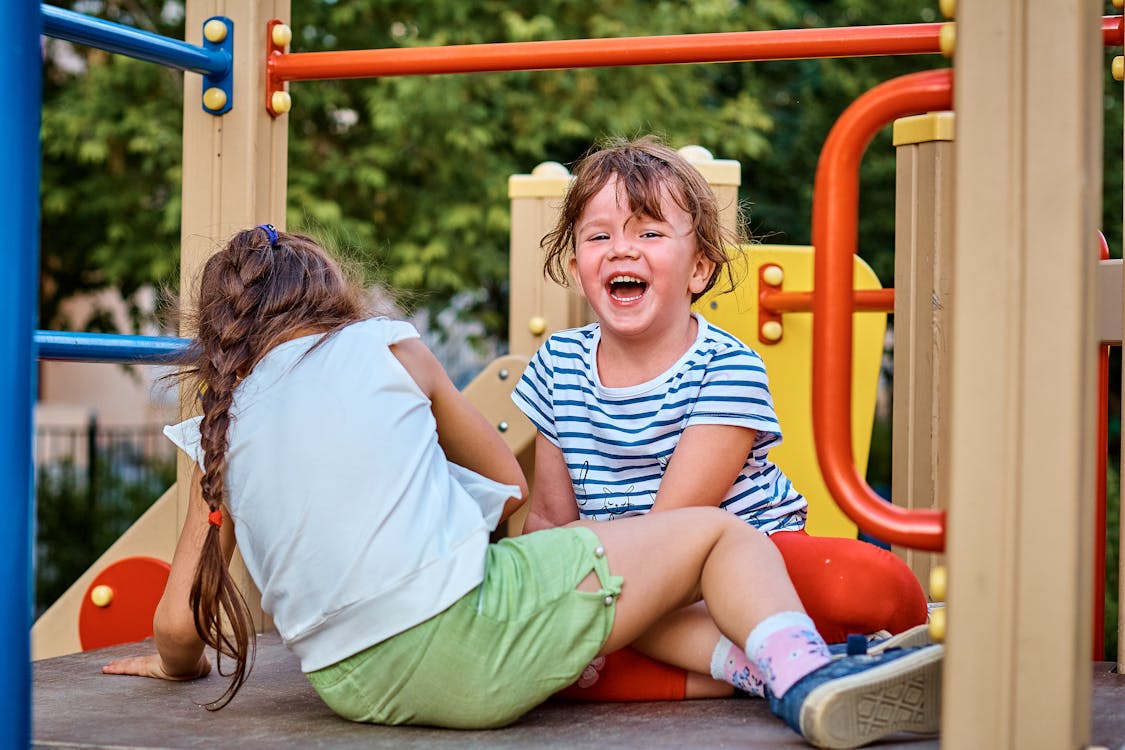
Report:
540,136,741,302
180,227,370,709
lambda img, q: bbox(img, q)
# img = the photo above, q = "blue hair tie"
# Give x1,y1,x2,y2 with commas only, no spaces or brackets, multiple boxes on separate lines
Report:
255,223,279,248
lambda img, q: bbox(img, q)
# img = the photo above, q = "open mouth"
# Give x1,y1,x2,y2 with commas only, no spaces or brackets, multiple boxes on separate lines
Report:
607,275,648,302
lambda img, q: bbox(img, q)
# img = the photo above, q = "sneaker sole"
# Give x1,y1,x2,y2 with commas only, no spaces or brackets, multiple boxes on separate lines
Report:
799,645,942,749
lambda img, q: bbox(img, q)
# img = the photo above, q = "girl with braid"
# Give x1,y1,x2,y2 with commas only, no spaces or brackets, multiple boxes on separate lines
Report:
104,225,942,749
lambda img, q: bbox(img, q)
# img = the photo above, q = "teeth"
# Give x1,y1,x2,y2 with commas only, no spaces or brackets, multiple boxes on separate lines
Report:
608,274,646,302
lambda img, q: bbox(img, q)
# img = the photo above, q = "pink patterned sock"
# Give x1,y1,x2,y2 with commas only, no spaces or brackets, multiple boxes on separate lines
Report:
745,611,832,698
710,636,766,697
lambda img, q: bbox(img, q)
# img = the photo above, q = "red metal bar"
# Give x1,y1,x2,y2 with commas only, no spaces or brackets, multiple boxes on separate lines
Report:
267,15,1121,87
269,23,943,83
1094,231,1110,661
265,17,1118,113
1104,15,1124,47
761,287,893,313
812,68,952,552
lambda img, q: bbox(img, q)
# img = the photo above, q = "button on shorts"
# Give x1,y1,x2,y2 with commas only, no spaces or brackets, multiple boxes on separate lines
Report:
306,526,622,729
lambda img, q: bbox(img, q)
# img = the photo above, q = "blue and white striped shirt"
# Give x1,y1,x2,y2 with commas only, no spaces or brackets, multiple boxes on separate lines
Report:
512,314,807,533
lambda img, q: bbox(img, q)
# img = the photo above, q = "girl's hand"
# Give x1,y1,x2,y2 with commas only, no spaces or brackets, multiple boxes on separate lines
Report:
102,652,211,681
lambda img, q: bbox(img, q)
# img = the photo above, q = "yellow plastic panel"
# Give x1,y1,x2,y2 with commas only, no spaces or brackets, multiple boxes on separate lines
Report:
694,245,887,539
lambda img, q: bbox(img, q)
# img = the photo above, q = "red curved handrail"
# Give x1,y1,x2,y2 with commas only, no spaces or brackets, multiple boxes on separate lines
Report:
812,68,952,551
1094,230,1109,659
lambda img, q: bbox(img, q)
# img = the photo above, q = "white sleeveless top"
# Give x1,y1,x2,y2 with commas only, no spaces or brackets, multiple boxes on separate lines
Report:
165,318,519,672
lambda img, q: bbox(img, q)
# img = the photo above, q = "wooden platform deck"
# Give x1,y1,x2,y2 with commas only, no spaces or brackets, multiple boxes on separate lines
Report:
32,633,1125,749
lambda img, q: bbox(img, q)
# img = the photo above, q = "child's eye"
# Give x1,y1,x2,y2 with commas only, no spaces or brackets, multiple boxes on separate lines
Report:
640,230,663,239
586,233,610,242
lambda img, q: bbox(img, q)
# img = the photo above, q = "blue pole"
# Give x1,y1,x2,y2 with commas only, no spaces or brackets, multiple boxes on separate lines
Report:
35,330,192,364
41,3,229,77
0,2,40,746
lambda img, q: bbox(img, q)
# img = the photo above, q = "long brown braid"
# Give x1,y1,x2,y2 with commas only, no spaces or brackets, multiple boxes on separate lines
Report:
182,227,369,708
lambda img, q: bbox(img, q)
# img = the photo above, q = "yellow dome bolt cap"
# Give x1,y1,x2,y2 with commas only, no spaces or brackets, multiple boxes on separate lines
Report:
203,18,228,43
202,87,227,111
528,316,548,337
761,264,784,287
677,144,714,163
272,23,293,48
531,161,569,177
929,564,947,601
929,606,946,643
271,90,292,115
90,584,114,608
760,320,783,342
939,22,956,58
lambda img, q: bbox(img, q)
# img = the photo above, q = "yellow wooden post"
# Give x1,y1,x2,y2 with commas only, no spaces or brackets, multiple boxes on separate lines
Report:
891,112,954,596
943,1,1100,746
507,161,581,358
178,0,291,631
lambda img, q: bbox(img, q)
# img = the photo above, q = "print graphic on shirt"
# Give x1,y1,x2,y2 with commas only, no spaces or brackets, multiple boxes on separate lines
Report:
579,453,668,519
576,461,590,508
602,486,633,519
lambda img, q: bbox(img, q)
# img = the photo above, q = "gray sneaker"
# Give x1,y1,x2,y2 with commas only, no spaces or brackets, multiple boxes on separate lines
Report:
770,644,943,749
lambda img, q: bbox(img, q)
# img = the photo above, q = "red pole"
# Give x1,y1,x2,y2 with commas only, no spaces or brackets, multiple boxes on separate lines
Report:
270,16,1124,83
266,16,1121,114
269,23,943,83
812,68,952,551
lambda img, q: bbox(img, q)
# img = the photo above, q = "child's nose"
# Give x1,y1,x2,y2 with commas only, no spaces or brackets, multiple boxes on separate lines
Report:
608,238,639,259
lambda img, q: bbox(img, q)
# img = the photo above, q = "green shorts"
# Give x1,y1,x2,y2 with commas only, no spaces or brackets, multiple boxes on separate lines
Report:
306,526,622,729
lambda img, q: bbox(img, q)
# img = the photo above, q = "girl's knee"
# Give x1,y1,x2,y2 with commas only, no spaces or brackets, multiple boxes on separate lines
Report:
671,506,728,522
677,506,746,531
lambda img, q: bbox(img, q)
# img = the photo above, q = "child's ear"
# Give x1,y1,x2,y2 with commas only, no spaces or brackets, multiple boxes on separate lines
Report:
568,255,586,296
688,252,716,295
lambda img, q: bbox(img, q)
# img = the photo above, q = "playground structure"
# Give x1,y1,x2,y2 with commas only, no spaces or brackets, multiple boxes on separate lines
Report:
9,1,1124,748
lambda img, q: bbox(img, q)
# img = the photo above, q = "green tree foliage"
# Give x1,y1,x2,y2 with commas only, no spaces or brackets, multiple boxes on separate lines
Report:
41,2,185,332
745,3,946,281
41,0,946,337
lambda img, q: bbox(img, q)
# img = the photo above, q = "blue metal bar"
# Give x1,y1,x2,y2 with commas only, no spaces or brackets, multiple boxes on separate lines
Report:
35,330,192,364
0,2,40,746
41,3,229,77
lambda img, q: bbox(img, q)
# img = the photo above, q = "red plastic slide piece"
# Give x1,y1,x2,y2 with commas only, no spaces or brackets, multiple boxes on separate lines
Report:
78,556,170,651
